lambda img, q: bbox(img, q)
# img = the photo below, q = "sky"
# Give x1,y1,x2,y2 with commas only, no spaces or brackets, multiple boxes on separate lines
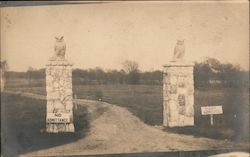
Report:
1,1,249,72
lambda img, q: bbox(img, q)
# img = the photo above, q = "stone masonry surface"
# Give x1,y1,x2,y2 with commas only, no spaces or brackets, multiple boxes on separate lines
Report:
46,59,74,132
163,61,194,127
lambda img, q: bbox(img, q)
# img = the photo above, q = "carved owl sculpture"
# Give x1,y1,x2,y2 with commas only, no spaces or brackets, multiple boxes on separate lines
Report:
52,36,66,60
173,40,185,61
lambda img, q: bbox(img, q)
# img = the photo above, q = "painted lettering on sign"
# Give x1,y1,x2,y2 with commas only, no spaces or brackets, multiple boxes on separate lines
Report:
47,113,70,123
47,118,69,123
201,106,223,115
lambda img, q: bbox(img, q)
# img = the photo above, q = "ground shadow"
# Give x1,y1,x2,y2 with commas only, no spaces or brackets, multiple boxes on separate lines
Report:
1,93,90,157
163,126,237,141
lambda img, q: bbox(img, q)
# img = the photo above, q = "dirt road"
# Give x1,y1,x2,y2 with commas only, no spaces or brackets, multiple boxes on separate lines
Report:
12,92,247,157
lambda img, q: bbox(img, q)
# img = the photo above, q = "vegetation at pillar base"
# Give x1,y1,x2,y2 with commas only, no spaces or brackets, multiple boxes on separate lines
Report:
4,57,249,89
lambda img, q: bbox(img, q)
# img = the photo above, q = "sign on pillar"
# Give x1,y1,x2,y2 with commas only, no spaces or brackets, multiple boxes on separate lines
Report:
46,36,75,133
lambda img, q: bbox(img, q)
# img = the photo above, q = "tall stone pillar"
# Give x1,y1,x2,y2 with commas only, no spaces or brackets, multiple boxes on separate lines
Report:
163,40,194,127
46,36,75,133
163,62,194,127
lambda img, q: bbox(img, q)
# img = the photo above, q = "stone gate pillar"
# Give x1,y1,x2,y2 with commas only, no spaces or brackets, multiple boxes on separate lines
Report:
163,40,194,127
163,62,194,127
46,36,75,133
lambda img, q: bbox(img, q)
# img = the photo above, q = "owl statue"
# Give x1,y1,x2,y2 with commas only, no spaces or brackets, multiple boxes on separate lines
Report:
52,36,66,60
173,40,185,61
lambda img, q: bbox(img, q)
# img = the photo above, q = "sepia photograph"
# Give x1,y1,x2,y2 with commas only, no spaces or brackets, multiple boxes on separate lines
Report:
0,1,249,157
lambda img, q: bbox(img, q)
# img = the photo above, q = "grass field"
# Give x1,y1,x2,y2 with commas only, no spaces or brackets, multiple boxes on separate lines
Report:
4,80,250,142
3,93,249,157
1,93,89,156
73,85,249,142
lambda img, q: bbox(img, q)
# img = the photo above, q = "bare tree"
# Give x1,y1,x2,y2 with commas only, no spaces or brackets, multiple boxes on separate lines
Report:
122,60,140,84
122,60,139,73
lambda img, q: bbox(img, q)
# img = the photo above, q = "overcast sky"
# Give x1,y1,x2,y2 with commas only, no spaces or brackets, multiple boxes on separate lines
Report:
1,1,249,72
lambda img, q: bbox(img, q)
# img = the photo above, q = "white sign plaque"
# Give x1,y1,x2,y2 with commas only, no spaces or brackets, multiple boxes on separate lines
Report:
47,113,71,123
201,106,223,115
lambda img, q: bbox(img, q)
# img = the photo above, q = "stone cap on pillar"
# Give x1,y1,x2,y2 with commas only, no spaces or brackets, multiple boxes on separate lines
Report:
163,60,194,67
46,58,73,66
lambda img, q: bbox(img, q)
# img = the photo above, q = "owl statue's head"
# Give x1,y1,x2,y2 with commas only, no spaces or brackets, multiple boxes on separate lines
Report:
177,39,185,45
55,36,64,42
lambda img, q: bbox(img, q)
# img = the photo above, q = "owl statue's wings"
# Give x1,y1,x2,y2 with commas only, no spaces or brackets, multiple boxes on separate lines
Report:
174,46,179,55
51,36,66,60
173,40,185,61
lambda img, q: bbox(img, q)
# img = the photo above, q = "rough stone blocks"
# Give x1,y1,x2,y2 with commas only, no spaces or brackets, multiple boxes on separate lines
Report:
163,61,194,127
46,59,75,133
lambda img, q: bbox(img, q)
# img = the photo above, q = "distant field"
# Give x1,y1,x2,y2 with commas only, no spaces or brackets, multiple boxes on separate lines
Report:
4,80,250,142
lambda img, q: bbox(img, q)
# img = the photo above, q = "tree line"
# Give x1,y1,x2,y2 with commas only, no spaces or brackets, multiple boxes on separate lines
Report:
194,58,248,89
4,58,249,89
